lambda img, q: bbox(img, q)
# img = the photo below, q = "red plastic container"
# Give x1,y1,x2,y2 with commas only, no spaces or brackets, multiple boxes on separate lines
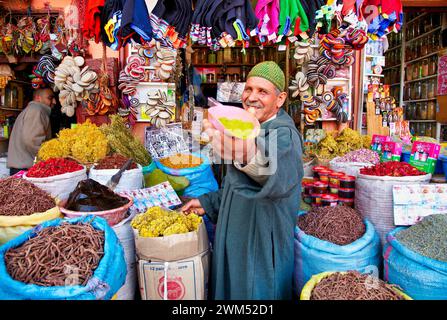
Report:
312,166,329,180
338,188,355,199
339,197,354,208
312,181,328,194
310,193,322,207
321,194,339,207
339,175,356,189
329,172,345,187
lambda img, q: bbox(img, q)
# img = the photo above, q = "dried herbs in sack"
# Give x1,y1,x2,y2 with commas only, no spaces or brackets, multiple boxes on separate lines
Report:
355,163,431,245
383,215,447,300
300,271,411,300
0,216,126,300
23,158,87,201
89,154,143,193
0,178,61,245
155,153,218,198
294,209,381,294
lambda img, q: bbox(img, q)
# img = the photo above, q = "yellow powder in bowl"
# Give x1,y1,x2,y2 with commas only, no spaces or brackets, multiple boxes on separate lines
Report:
219,117,255,139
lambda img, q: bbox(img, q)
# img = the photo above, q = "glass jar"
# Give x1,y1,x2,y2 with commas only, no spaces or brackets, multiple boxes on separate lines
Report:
420,102,428,120
232,49,240,64
415,82,422,100
216,49,223,64
429,56,437,75
421,81,428,99
208,51,216,64
425,15,433,33
419,123,427,136
406,65,413,81
427,101,436,120
428,79,436,98
223,47,232,63
241,50,250,64
432,33,440,52
404,84,412,101
421,37,429,56
410,122,417,135
421,59,429,77
412,61,419,79
405,45,412,62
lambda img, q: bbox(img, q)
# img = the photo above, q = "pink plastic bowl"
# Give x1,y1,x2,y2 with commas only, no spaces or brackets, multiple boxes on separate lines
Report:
208,105,260,139
59,195,133,226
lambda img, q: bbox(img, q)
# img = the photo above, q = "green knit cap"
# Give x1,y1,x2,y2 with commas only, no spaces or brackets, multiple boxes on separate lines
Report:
247,61,285,91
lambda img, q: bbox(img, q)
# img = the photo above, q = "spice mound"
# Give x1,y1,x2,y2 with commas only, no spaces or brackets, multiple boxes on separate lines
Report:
359,162,425,177
5,222,104,286
159,153,203,169
396,214,447,262
65,179,130,212
131,206,202,237
310,271,405,300
333,149,380,164
297,206,365,245
27,158,84,178
95,154,137,170
0,178,55,216
218,117,255,139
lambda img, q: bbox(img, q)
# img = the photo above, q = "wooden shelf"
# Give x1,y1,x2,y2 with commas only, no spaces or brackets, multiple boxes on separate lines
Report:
0,107,22,112
405,74,438,84
405,26,442,45
193,64,254,67
405,13,428,25
383,64,401,71
408,120,437,122
390,83,401,87
387,45,402,52
405,52,439,65
404,98,437,103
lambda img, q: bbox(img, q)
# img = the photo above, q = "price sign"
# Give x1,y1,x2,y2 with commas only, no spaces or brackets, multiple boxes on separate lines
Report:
145,123,189,159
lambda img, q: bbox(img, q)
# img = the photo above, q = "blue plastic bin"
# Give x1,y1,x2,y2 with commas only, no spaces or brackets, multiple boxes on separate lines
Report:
439,155,447,178
400,151,411,163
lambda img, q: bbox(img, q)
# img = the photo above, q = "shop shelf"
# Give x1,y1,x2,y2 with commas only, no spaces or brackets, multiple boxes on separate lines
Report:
408,120,437,123
405,74,438,84
405,13,428,25
0,106,22,112
390,83,401,87
405,51,439,65
404,98,437,103
383,64,401,71
405,26,442,45
387,45,402,52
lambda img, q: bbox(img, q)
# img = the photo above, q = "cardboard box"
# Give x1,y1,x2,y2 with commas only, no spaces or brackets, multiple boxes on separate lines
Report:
134,221,209,262
381,142,402,162
409,141,441,174
370,134,391,155
138,250,210,300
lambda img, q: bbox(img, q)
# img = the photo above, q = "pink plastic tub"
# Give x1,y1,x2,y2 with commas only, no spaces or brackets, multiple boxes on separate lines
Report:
59,195,133,226
208,105,260,139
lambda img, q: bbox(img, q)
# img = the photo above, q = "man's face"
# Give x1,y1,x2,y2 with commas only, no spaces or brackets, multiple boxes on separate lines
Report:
36,89,56,108
242,77,287,123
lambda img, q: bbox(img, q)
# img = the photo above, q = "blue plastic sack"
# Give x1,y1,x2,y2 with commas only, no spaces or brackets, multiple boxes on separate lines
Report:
155,152,218,198
294,211,381,294
383,227,447,300
0,215,127,300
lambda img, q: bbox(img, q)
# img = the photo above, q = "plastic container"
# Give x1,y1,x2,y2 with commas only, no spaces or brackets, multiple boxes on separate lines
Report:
329,184,338,195
302,182,313,195
400,150,411,163
338,188,355,199
321,194,339,207
303,195,313,204
310,193,322,207
338,197,354,208
329,172,344,187
312,166,329,180
59,196,134,226
318,170,331,183
339,175,356,189
312,181,328,194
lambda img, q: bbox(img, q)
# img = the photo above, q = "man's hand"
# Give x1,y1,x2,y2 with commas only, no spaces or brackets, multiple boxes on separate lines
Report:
181,199,206,216
203,119,257,164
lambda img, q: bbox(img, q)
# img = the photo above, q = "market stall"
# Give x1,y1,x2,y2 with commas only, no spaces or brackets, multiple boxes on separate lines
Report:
0,0,446,302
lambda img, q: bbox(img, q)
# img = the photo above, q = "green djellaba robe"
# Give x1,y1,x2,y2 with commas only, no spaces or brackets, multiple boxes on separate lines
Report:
199,109,304,300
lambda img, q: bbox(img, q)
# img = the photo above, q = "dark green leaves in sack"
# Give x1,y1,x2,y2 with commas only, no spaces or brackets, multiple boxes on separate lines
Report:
396,214,447,262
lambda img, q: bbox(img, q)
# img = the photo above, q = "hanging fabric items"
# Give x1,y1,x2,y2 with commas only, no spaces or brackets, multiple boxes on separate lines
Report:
82,0,105,43
121,0,153,46
279,0,309,39
100,0,125,49
361,0,403,40
254,0,280,44
300,0,327,38
150,0,193,49
190,0,258,50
